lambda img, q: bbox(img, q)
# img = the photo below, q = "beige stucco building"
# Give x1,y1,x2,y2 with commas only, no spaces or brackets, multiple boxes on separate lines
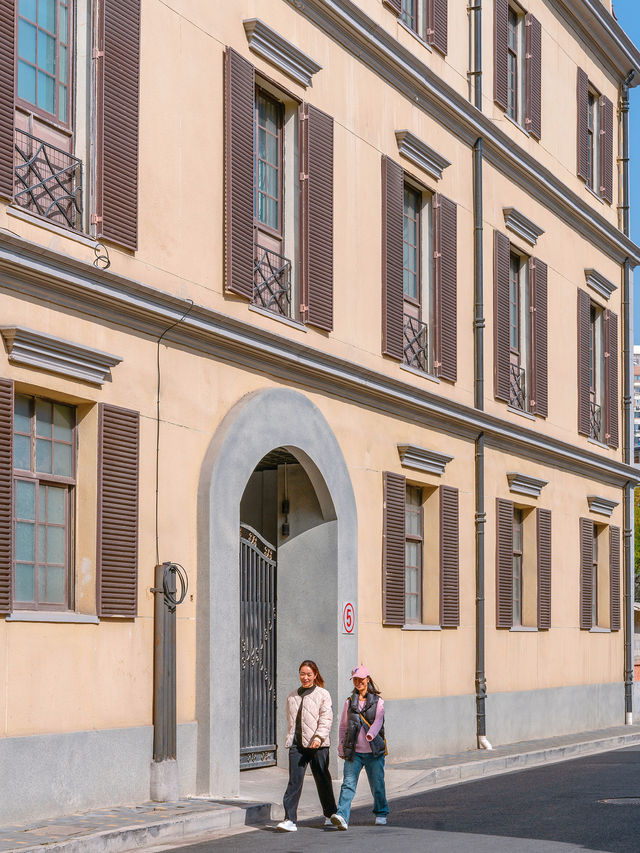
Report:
0,0,638,824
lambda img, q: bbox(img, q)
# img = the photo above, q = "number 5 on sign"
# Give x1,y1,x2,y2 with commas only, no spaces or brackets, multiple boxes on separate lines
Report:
342,601,355,634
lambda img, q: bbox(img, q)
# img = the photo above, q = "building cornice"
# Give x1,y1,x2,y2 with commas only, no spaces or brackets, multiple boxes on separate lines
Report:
506,472,548,497
282,0,640,267
395,130,451,181
503,208,545,246
243,18,322,87
587,494,620,516
585,268,617,300
397,444,453,475
0,231,636,489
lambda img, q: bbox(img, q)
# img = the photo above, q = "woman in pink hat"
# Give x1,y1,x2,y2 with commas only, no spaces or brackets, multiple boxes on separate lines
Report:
330,665,389,830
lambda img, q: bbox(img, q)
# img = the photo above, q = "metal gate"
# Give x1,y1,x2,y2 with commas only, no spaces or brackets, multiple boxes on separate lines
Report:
239,524,277,769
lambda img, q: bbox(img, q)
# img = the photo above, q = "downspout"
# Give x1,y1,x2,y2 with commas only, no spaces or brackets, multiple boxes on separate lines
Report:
468,1,482,110
621,69,635,725
473,137,491,749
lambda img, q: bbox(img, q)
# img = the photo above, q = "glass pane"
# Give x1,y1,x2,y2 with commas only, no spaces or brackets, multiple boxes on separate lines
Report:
37,70,55,114
36,438,52,474
58,84,66,122
38,523,45,562
257,191,266,224
17,60,36,104
15,563,34,601
14,434,30,470
53,404,73,441
18,19,37,62
405,540,419,567
266,130,278,167
14,395,31,433
46,525,65,564
38,31,56,75
39,0,56,32
53,442,72,477
257,127,266,162
266,196,278,230
60,4,68,40
47,487,65,524
257,159,266,194
16,480,35,519
36,400,52,437
405,510,420,537
19,0,37,20
59,44,67,83
38,483,45,518
16,521,35,561
265,163,277,198
43,565,65,603
405,594,418,621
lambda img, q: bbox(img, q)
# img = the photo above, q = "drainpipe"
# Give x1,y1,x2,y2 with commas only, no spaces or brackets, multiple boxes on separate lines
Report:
621,69,635,725
468,1,482,110
473,137,491,749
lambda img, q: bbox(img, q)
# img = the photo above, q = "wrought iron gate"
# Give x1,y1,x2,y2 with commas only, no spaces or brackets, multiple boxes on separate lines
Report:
240,524,277,769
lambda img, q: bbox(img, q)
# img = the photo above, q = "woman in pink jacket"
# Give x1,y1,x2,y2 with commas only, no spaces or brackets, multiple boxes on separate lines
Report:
276,659,337,832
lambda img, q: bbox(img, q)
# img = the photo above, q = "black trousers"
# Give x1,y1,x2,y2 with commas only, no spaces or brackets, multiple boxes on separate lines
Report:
282,744,337,822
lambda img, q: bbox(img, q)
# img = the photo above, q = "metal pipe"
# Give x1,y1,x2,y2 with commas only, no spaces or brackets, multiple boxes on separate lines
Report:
620,71,634,236
474,138,484,410
474,1,482,110
624,481,634,723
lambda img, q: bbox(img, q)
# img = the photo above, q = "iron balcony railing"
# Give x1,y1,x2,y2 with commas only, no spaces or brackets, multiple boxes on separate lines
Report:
590,398,602,442
509,362,527,411
253,246,292,318
403,314,429,373
14,130,83,231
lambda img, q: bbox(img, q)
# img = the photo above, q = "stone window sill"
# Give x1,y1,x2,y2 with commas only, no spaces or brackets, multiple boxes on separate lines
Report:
402,623,441,631
7,205,96,248
400,363,440,384
6,611,99,624
589,626,611,633
507,405,535,421
509,625,538,632
249,303,307,332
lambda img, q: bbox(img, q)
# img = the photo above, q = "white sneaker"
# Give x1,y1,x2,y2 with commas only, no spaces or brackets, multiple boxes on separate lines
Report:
324,817,332,826
375,816,387,825
330,813,348,830
276,820,297,832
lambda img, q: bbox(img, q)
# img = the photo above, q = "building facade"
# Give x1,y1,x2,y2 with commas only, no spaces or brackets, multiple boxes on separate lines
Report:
0,0,638,824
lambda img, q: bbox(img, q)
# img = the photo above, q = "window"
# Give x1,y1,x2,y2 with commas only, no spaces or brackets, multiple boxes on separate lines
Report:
401,0,418,33
512,507,523,626
508,250,530,411
577,69,613,203
577,289,617,446
588,302,605,441
405,485,423,623
586,88,600,193
507,6,521,123
579,520,619,631
402,181,434,374
591,524,599,626
13,394,75,610
494,1,541,139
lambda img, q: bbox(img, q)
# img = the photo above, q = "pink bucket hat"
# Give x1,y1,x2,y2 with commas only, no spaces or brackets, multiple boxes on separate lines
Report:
351,665,371,679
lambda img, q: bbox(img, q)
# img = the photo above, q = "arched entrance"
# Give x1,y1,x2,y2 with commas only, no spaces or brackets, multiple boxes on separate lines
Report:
196,388,358,797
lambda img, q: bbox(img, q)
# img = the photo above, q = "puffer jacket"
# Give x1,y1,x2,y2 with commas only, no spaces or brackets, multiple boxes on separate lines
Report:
285,686,333,748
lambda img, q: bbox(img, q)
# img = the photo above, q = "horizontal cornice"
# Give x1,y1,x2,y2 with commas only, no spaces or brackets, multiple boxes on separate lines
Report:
283,0,640,267
0,231,637,489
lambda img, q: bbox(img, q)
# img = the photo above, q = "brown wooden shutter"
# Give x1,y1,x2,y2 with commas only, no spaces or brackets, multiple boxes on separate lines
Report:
525,14,542,140
431,0,448,55
0,379,13,614
577,289,591,436
96,0,141,251
577,68,589,182
530,257,548,417
300,104,334,331
381,156,404,360
600,95,614,204
494,0,509,111
579,517,594,630
439,485,459,627
496,498,513,628
382,471,405,626
382,0,402,14
610,525,621,631
224,48,255,300
494,231,511,402
604,309,619,448
97,404,140,617
537,508,551,630
0,0,15,201
434,194,457,382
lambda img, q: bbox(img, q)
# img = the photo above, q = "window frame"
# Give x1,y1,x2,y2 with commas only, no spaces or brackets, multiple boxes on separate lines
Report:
512,507,523,626
591,523,599,627
254,86,284,243
403,183,422,308
588,300,605,440
586,87,601,194
12,393,76,611
404,484,424,624
402,176,434,375
508,248,531,410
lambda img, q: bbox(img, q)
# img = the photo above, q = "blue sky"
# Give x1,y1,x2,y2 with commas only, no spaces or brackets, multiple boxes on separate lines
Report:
610,1,640,340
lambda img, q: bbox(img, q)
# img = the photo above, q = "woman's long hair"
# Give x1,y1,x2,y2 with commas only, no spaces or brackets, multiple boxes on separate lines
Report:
299,659,325,688
353,676,381,696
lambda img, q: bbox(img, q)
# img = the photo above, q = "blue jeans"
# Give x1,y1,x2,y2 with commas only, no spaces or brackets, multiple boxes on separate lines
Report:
336,752,389,823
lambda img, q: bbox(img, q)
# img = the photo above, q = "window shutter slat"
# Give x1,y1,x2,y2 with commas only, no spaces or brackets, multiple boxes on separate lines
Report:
432,0,448,55
494,0,509,111
97,404,140,617
494,231,511,402
301,104,334,331
525,14,542,140
530,257,548,417
0,0,15,200
381,156,404,361
610,525,621,631
439,485,459,627
577,68,589,182
435,194,457,382
579,517,594,630
577,289,591,436
537,508,551,630
224,47,255,300
0,379,13,614
496,498,513,628
97,0,141,250
600,95,614,204
605,309,619,448
382,471,405,626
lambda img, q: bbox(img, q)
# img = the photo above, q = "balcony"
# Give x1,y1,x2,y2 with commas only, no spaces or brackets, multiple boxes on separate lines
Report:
403,314,429,373
509,363,527,411
14,130,83,231
253,245,292,318
590,399,602,442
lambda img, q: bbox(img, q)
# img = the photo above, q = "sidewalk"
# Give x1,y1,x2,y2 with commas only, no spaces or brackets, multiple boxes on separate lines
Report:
3,724,640,853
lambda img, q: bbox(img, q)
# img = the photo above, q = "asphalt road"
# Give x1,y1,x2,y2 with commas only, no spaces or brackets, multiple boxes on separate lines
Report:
171,745,640,852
